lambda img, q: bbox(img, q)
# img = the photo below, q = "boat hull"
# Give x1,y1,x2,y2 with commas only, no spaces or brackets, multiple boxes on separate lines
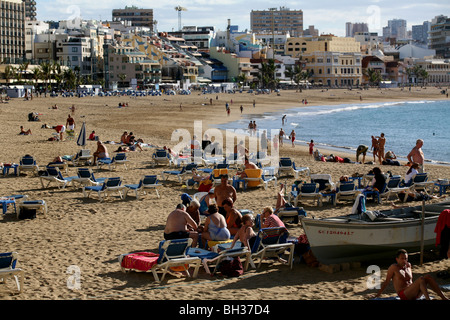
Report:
302,214,439,264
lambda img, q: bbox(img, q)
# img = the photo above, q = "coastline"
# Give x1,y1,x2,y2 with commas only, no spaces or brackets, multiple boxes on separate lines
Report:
1,87,450,301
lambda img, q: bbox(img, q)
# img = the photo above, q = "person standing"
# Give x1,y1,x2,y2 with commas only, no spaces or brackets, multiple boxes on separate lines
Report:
66,114,75,131
308,140,315,157
290,130,296,147
407,139,425,173
377,133,386,164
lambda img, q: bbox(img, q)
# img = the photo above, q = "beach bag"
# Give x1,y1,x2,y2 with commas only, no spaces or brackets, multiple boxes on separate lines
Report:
218,257,243,277
18,207,36,220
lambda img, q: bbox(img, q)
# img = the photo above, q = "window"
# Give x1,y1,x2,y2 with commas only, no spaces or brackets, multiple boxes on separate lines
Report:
72,47,78,52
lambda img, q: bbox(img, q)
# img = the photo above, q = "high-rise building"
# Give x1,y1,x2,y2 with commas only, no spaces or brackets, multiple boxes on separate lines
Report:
383,19,407,40
412,21,431,44
23,0,36,21
345,22,368,37
0,0,25,63
250,7,303,37
429,15,450,58
112,6,154,31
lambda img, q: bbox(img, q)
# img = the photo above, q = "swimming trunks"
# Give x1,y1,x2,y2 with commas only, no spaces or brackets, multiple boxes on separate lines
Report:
164,231,190,240
398,290,408,300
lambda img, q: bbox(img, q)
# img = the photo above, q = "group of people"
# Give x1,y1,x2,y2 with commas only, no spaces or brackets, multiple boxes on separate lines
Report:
248,121,258,136
163,173,288,252
119,131,143,152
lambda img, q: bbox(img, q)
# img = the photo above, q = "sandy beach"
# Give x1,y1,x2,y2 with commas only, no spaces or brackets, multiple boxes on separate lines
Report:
0,86,449,301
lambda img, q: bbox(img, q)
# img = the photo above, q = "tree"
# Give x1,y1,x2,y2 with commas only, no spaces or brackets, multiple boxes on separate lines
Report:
32,67,41,87
363,68,382,86
39,62,53,91
258,59,278,89
118,73,127,87
63,68,76,89
3,65,15,84
236,73,248,88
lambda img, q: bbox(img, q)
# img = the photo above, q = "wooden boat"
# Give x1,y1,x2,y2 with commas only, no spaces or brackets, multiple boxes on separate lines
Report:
300,200,450,264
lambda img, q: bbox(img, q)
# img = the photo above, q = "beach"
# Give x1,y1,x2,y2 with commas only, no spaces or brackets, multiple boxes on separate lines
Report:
1,87,449,301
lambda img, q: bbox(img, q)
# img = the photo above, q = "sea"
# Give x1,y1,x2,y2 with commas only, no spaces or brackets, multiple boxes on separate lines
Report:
215,99,450,165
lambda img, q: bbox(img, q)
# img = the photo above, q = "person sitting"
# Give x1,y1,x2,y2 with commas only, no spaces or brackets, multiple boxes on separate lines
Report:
364,167,386,192
222,198,242,236
92,141,109,165
230,214,257,250
402,162,419,186
199,189,214,215
163,204,198,247
186,199,201,226
120,131,128,144
201,204,231,244
19,126,32,135
261,206,285,229
236,156,258,178
88,131,96,141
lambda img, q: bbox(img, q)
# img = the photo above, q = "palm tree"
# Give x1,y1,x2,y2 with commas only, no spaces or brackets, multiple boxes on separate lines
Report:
32,67,41,87
258,59,277,89
236,73,248,88
363,68,382,86
118,73,127,87
3,65,15,84
63,68,76,90
39,62,53,92
52,62,63,90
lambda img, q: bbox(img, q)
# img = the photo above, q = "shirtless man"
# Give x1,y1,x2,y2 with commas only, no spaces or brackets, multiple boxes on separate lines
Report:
163,204,198,247
92,141,109,165
376,133,386,164
237,156,258,178
214,174,237,217
407,139,425,173
372,249,448,300
66,114,75,130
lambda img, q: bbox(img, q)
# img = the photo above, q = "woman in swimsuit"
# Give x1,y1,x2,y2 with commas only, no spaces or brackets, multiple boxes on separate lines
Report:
201,204,230,242
230,214,257,250
222,198,242,236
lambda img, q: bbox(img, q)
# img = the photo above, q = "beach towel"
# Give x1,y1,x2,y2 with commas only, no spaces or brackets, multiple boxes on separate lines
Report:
435,209,450,246
120,252,159,272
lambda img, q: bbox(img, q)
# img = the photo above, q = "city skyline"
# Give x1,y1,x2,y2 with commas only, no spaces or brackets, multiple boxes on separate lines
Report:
35,0,449,36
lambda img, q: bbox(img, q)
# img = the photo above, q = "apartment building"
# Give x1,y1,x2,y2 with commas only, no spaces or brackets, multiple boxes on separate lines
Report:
23,0,36,21
345,22,369,37
104,44,161,88
416,58,450,83
429,15,450,59
0,0,25,63
112,6,154,31
285,35,362,86
251,7,303,37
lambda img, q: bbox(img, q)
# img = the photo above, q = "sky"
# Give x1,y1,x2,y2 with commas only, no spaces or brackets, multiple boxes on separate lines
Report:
36,0,450,36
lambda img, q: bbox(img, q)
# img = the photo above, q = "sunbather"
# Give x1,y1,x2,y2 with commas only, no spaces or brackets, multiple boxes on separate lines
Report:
19,126,31,135
201,204,231,243
222,198,242,236
230,214,257,250
92,141,109,165
372,249,448,300
163,204,198,247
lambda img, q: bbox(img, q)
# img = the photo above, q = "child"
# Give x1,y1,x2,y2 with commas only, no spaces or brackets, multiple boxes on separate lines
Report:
230,214,256,250
308,140,315,156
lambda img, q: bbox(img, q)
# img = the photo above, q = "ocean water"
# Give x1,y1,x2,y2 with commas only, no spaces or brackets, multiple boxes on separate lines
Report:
216,100,450,165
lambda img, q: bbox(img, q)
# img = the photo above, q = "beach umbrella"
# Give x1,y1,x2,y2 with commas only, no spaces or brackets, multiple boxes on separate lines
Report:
77,121,87,147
